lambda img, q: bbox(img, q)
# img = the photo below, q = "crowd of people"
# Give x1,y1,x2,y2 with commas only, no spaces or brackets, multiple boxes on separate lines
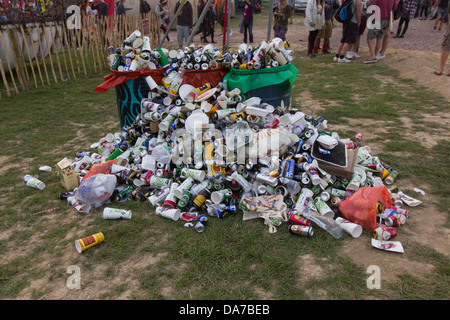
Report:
1,0,448,74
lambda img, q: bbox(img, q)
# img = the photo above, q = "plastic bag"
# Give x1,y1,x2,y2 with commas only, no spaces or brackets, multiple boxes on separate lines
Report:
241,194,288,234
152,144,171,164
338,186,392,231
74,174,117,213
248,128,292,159
82,159,119,180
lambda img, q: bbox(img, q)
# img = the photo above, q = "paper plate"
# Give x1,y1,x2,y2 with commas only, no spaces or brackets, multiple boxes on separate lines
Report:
195,88,217,102
179,84,195,101
185,110,209,134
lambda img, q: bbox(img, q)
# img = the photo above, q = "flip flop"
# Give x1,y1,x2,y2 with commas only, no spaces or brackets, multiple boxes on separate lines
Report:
434,71,443,75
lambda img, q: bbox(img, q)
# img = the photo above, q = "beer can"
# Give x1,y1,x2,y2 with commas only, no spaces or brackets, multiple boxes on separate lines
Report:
376,202,385,213
355,133,363,142
288,214,312,226
289,224,314,237
123,57,132,71
284,159,295,178
330,196,341,206
373,225,397,241
345,141,357,149
385,170,398,185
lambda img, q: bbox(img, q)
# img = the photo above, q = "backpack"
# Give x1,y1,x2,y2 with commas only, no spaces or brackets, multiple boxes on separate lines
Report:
393,0,404,20
334,0,354,23
141,0,151,14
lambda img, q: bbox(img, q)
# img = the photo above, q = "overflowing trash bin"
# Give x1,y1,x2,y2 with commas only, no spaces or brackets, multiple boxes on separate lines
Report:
43,30,424,254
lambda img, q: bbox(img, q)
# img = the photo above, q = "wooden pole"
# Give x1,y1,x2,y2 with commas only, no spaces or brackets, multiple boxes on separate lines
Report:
26,24,45,86
94,16,106,69
41,22,58,83
187,0,214,47
60,20,77,79
0,54,11,97
267,0,274,42
223,0,228,52
158,0,187,49
35,23,51,85
19,24,38,88
0,28,19,93
75,27,87,76
12,26,31,87
7,27,28,90
54,20,71,80
48,22,64,82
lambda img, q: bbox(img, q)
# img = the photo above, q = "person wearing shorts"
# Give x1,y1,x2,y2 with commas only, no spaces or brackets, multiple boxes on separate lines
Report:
434,1,450,75
314,0,339,54
334,0,362,63
433,0,449,31
364,0,397,63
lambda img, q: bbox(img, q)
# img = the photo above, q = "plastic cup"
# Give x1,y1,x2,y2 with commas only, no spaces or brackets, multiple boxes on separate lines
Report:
217,95,228,108
211,188,233,204
145,75,158,90
129,59,138,71
157,208,181,221
181,168,206,182
335,217,363,238
103,207,132,220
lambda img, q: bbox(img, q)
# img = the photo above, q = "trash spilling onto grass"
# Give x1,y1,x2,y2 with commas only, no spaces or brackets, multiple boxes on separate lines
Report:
27,31,423,254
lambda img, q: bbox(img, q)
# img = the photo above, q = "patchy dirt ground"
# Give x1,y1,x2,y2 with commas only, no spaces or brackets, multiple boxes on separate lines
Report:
6,14,449,300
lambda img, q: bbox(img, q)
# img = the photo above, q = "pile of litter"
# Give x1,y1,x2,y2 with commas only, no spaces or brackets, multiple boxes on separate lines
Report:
26,34,424,254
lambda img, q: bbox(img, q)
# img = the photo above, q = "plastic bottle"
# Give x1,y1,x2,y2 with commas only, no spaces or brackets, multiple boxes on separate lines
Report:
24,175,45,190
300,209,343,239
279,177,301,196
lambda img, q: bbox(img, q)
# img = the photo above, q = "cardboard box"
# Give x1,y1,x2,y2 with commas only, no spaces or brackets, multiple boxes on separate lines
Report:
313,146,358,180
56,158,79,191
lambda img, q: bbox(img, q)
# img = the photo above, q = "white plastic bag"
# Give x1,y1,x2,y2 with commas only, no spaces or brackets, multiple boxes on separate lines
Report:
73,174,117,213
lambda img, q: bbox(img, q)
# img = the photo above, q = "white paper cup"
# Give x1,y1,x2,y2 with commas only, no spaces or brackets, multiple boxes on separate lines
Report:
217,95,228,108
169,49,178,59
174,177,194,199
335,217,363,238
129,59,138,71
243,97,261,106
133,38,143,49
157,208,181,221
145,75,158,90
211,189,233,204
181,168,206,182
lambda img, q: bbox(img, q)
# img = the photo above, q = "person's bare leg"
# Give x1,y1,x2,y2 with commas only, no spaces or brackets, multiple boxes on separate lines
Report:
379,32,390,56
435,50,450,74
367,38,376,58
374,38,383,57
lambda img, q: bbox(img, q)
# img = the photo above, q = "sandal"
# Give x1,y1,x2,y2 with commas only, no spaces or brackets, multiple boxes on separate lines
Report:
434,70,443,75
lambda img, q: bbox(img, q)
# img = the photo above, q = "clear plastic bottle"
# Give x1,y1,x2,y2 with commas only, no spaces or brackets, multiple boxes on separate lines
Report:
300,209,343,239
24,175,45,190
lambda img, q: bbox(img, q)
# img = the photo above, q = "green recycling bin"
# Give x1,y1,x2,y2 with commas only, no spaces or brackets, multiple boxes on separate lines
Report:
223,63,298,108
